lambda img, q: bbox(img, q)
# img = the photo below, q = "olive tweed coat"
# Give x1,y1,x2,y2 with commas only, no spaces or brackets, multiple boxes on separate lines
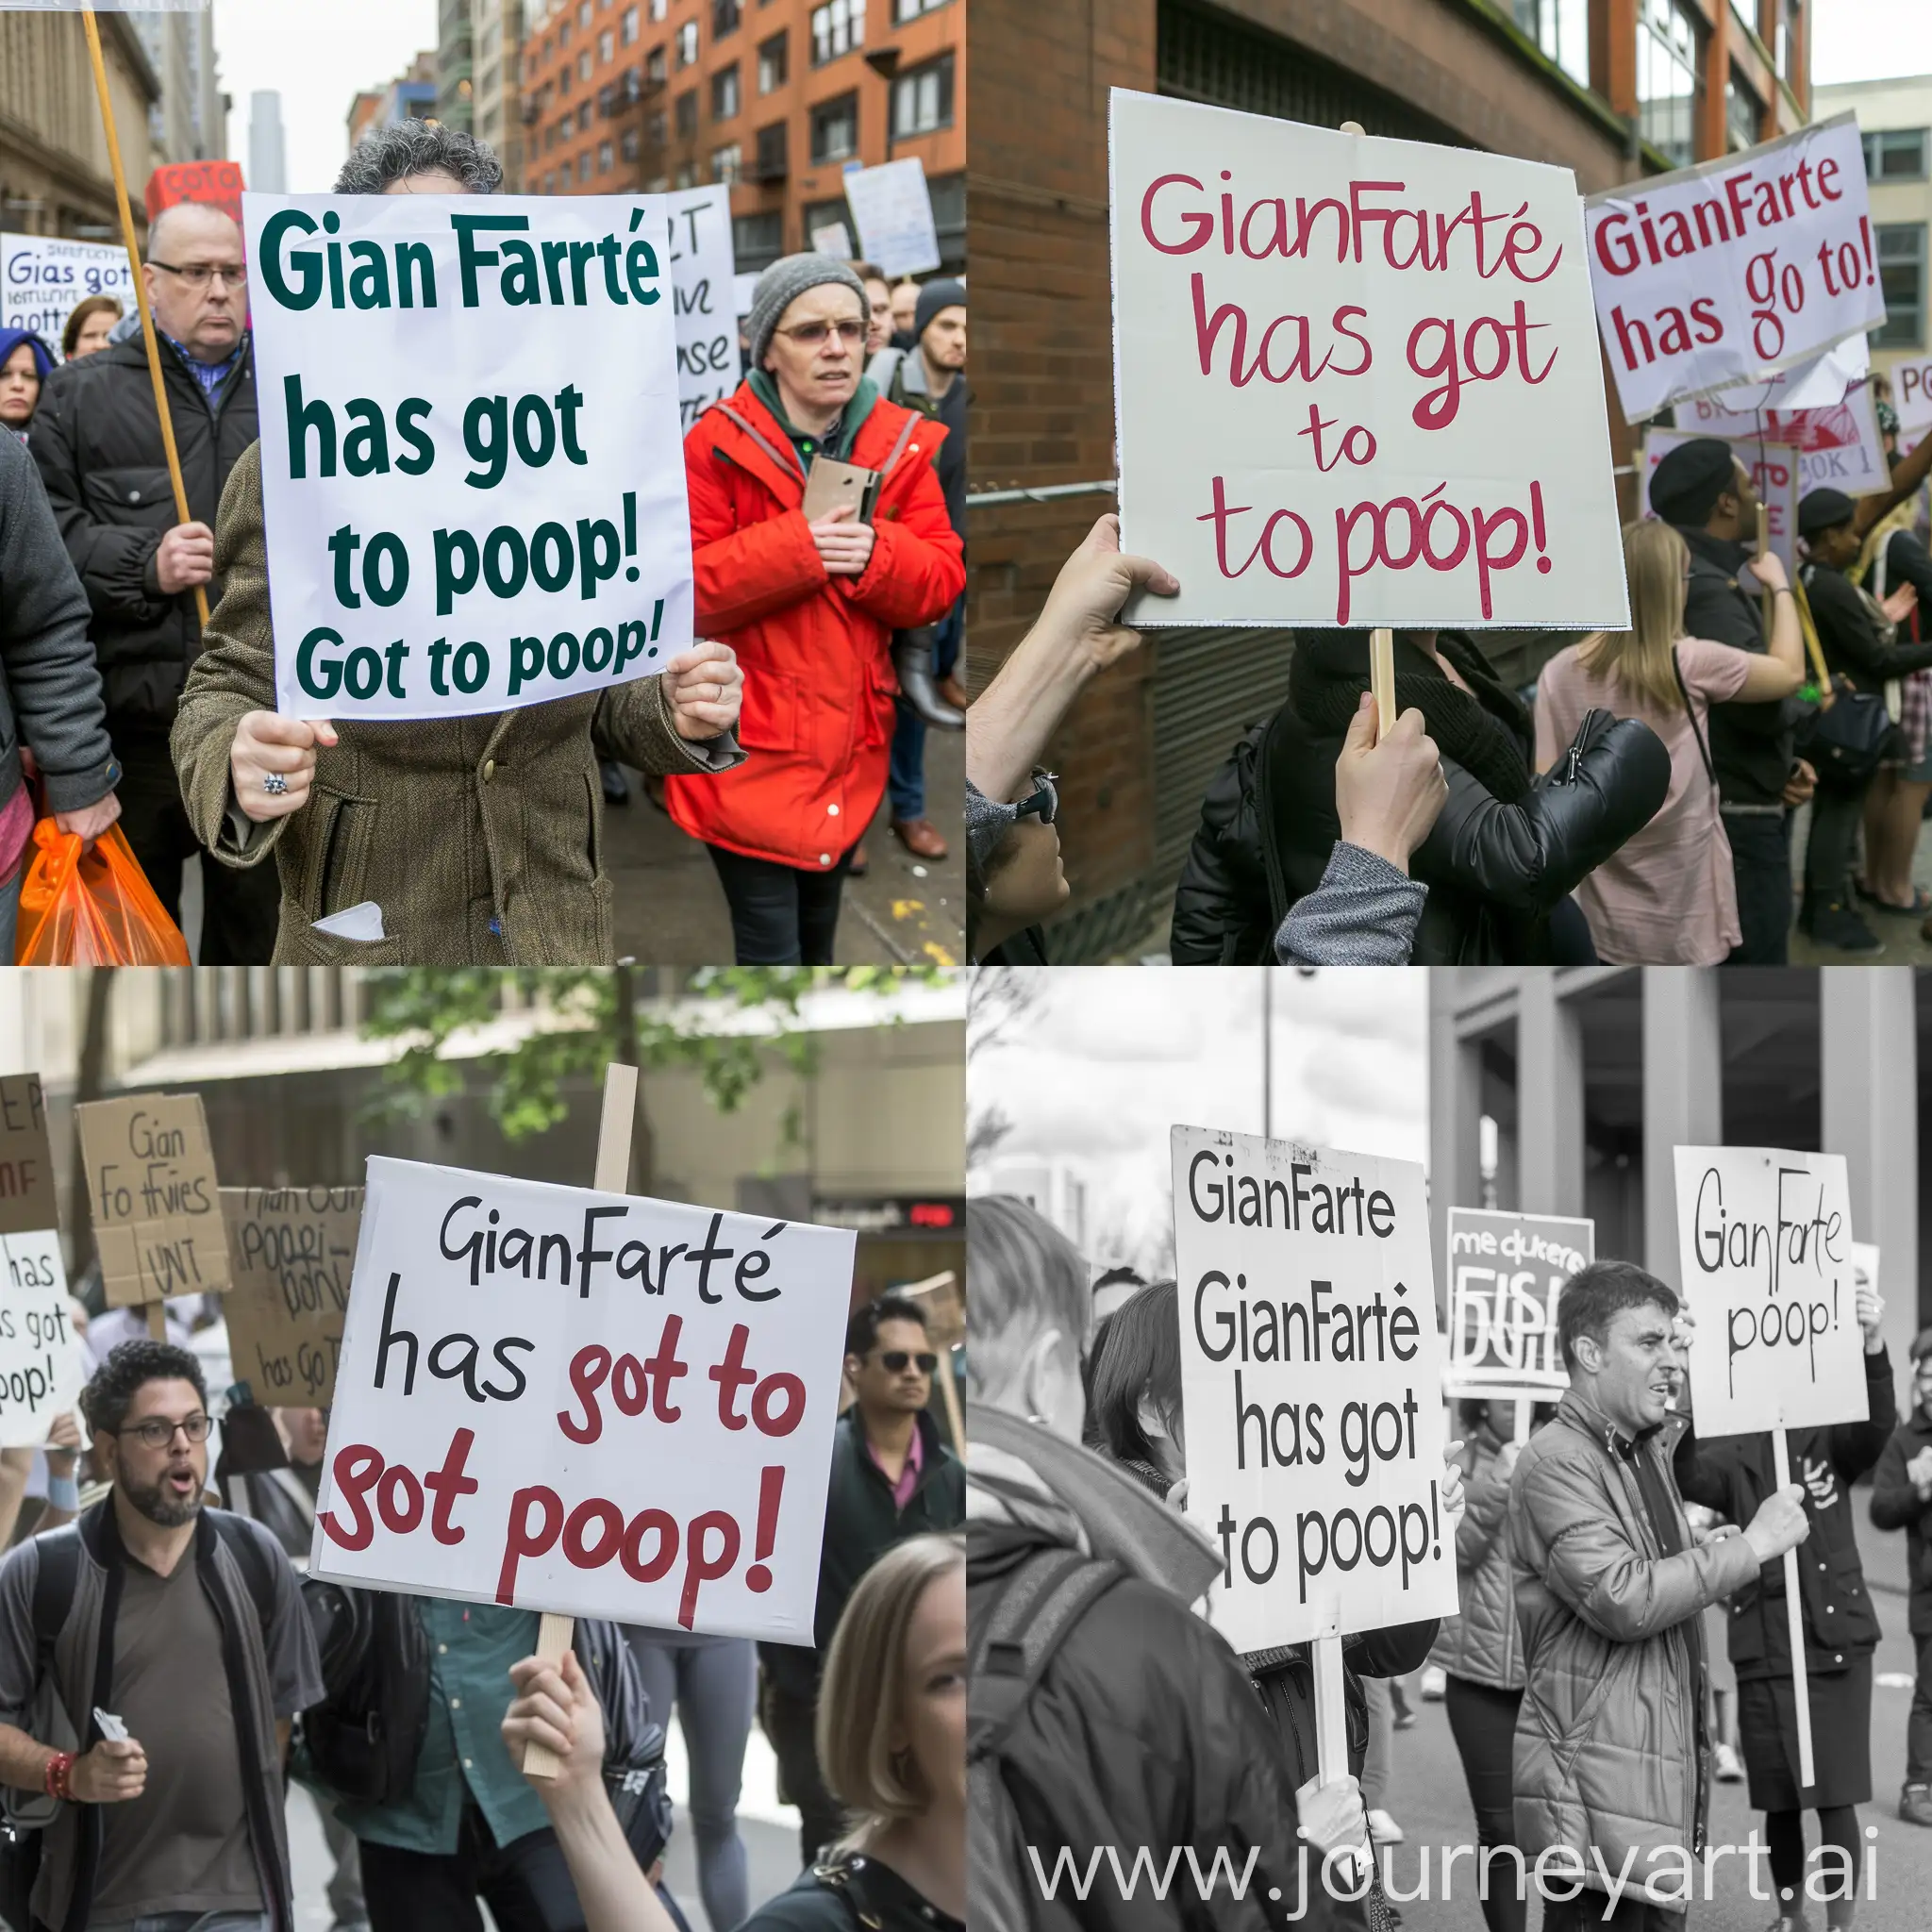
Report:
172,442,743,965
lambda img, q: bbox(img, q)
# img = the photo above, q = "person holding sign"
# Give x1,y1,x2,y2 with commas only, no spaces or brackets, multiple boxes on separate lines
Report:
1672,1281,1895,1932
1512,1262,1812,1931
1869,1329,1932,1830
663,255,965,966
169,122,747,967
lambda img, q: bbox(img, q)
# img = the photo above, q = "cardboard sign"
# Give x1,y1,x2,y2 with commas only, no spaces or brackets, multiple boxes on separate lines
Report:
661,185,739,430
842,160,943,278
243,192,694,722
0,1232,84,1449
76,1094,231,1309
311,1158,856,1635
146,160,246,233
1673,1145,1867,1437
220,1187,362,1406
1894,356,1932,457
1443,1208,1593,1393
0,236,134,358
1585,116,1886,422
1642,428,1798,576
1170,1125,1459,1650
1682,380,1890,497
1109,90,1627,631
0,1076,58,1240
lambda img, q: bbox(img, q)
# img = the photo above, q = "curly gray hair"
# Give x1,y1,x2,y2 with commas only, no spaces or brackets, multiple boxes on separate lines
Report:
334,119,503,195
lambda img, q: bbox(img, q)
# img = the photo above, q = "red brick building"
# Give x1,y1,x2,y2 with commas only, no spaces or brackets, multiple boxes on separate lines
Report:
519,0,964,273
970,0,1814,961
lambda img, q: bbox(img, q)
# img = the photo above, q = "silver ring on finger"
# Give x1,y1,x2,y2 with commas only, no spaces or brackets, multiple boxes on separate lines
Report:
262,771,289,797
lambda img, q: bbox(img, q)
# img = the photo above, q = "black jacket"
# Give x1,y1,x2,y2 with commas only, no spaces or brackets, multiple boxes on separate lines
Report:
1245,1619,1440,1786
1805,558,1932,694
742,1856,960,1932
1870,1398,1932,1637
30,328,257,725
1674,1347,1894,1678
762,1407,964,1701
1171,641,1670,964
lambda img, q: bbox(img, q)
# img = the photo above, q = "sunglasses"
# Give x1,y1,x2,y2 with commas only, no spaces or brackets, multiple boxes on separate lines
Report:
1014,769,1058,826
877,1350,940,1374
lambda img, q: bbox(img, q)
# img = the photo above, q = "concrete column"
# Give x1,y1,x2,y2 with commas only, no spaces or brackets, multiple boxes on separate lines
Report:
1428,972,1486,1322
1641,967,1724,1288
1518,974,1586,1217
1821,968,1921,1379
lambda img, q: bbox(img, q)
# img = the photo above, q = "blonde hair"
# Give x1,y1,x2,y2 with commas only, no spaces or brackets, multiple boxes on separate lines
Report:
1579,519,1691,714
815,1533,964,1853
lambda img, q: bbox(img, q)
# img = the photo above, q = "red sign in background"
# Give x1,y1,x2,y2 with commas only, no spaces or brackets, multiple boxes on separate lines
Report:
145,160,246,232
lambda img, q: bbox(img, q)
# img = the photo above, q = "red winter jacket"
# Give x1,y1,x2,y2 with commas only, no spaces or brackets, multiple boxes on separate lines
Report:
664,380,964,869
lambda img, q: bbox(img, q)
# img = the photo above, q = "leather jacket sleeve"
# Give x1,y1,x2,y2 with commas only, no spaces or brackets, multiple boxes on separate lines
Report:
1171,724,1274,964
1414,716,1670,913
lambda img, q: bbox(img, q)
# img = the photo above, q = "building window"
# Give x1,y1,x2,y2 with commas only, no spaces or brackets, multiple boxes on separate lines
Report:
578,149,592,181
1725,66,1758,153
676,159,697,188
579,49,592,80
558,65,572,94
754,118,788,176
676,19,699,64
579,100,593,131
599,139,614,173
1511,0,1589,89
1863,128,1930,183
622,5,640,45
622,125,641,161
647,44,667,81
675,88,699,137
647,107,667,144
599,28,614,61
544,169,558,193
579,1,592,25
1636,0,1701,170
714,0,742,37
1774,0,1800,78
803,196,852,252
711,142,742,183
810,0,863,66
1876,225,1926,350
809,90,858,161
558,21,570,46
894,0,947,17
713,62,741,120
892,52,953,137
734,208,784,269
649,0,666,18
758,32,787,92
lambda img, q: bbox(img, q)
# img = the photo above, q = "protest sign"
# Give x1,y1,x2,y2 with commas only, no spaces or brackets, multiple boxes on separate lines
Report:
0,1233,83,1450
1673,1145,1866,1437
1585,116,1885,423
810,221,853,260
1643,428,1798,576
1443,1207,1592,1394
220,1187,361,1406
1109,91,1627,630
1896,356,1932,457
76,1094,231,1308
0,236,134,358
1170,1125,1458,1652
842,160,942,278
661,185,738,429
1712,335,1869,414
1,1,203,8
0,1075,59,1240
311,1158,856,1635
146,159,246,232
243,192,694,722
1682,380,1889,496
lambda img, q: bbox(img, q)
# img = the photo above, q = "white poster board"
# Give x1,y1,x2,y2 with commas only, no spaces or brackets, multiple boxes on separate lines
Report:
810,223,853,260
0,1231,84,1449
243,192,694,722
1643,428,1798,576
1673,1145,1867,1437
1585,115,1886,422
1894,356,1932,458
662,185,739,429
1443,1207,1592,1395
842,159,942,278
311,1158,857,1636
1110,90,1628,631
0,237,134,358
1170,1125,1459,1651
1681,380,1890,497
1712,335,1870,415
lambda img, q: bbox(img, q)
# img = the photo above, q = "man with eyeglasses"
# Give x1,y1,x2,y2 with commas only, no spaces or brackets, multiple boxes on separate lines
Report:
758,1291,963,1864
31,198,277,963
0,1340,323,1932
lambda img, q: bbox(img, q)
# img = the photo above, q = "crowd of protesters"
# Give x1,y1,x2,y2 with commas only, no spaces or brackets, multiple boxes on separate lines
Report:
0,116,965,969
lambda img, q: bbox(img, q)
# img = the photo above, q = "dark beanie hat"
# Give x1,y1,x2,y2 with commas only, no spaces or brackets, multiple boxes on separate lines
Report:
915,277,966,341
1798,487,1857,539
746,254,870,371
1649,438,1740,526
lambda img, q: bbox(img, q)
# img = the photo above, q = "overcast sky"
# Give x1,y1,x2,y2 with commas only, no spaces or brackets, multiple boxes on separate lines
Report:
1814,0,1932,85
968,970,1428,1279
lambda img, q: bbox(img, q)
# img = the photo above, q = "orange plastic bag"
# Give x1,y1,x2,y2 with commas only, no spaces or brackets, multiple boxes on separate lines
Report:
14,819,192,965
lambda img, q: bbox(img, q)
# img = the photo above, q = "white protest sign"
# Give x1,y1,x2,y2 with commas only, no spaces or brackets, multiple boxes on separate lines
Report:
732,273,759,318
311,1158,856,1636
1643,428,1798,576
662,185,738,429
0,237,133,358
1170,1125,1458,1651
1712,335,1870,414
1895,357,1932,457
1673,1145,1867,1437
810,223,853,260
0,1232,84,1449
1443,1207,1592,1394
1585,116,1885,422
1682,381,1890,496
243,192,694,723
842,159,942,278
1110,91,1627,630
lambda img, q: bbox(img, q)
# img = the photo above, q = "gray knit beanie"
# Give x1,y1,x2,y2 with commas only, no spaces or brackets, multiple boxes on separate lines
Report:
746,254,870,372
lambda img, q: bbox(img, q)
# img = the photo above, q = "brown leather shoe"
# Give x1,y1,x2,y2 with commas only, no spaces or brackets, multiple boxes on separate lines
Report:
891,817,949,860
939,673,967,710
847,840,870,877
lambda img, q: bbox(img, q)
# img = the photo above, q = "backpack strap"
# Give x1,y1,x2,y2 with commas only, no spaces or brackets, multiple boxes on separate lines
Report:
29,1527,82,1699
1671,645,1716,790
709,404,807,485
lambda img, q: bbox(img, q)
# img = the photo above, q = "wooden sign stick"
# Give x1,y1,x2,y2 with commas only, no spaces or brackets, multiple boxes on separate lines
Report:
1514,1395,1533,1444
523,1060,640,1780
78,8,211,631
1756,502,1773,638
1770,1424,1816,1790
1311,1632,1371,1878
1370,629,1397,737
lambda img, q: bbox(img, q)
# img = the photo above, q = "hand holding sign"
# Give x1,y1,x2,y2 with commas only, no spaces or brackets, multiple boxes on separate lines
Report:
230,713,341,823
1334,696,1447,874
504,1649,604,1789
154,522,214,595
1742,1483,1811,1565
660,641,743,741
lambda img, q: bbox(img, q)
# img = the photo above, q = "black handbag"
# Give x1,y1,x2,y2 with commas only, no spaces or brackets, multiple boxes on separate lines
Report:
1795,676,1894,787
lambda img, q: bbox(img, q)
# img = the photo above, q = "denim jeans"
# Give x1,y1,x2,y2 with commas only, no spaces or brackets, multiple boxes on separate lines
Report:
886,596,964,824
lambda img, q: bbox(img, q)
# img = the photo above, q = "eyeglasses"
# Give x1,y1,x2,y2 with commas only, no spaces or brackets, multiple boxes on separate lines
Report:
878,1351,939,1374
1014,769,1059,826
148,260,247,289
775,319,866,346
115,1413,212,1450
